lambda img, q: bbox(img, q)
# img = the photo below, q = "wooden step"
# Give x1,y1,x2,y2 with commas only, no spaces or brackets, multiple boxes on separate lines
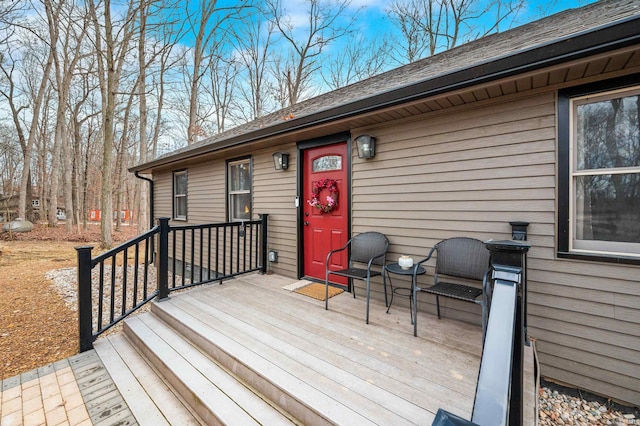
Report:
93,333,201,425
123,313,295,426
150,287,448,425
92,274,537,425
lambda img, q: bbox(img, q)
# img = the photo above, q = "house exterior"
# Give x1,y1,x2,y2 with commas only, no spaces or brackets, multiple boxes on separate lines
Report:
131,0,640,407
0,194,65,222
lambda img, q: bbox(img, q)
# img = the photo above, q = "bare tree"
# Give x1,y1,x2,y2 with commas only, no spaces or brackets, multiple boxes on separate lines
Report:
205,46,240,134
323,33,392,90
135,0,185,229
46,0,90,230
137,0,150,231
0,19,56,221
0,125,21,197
232,14,276,121
183,0,245,145
266,0,359,106
387,0,524,63
0,49,29,211
89,0,138,248
69,69,100,230
150,23,184,159
0,1,23,46
114,93,137,232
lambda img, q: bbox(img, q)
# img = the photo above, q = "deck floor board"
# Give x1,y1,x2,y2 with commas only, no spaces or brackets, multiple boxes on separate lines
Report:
188,284,479,404
163,276,483,423
94,273,536,425
169,294,433,424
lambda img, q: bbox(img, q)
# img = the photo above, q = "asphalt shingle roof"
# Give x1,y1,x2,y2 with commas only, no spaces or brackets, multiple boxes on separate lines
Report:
136,0,640,170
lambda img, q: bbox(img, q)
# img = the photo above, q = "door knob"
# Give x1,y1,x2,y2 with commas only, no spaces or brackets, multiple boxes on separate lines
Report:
304,221,309,226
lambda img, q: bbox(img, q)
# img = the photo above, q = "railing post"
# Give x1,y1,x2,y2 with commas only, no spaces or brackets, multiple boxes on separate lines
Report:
512,285,524,426
76,245,94,352
158,218,170,300
483,240,531,426
260,213,268,274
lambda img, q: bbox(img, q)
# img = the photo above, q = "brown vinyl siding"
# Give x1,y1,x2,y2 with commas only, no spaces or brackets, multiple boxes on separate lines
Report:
348,90,639,406
154,172,172,220
153,146,299,278
349,92,556,319
181,160,225,223
150,86,640,406
253,144,298,277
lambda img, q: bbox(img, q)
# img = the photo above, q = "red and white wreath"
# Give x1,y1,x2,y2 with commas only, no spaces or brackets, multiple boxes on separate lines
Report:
308,178,339,213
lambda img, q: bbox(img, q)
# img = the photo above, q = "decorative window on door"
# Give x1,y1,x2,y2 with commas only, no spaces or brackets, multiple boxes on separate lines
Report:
312,155,342,172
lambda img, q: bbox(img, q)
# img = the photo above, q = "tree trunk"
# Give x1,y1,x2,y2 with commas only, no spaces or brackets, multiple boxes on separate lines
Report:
17,50,54,220
62,122,74,231
47,116,62,227
138,0,149,231
115,155,122,232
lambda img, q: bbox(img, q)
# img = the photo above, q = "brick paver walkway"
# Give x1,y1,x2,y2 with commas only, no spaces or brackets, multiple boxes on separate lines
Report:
1,350,136,426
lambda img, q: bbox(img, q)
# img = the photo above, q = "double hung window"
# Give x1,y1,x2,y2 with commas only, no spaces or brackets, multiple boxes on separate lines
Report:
560,82,640,259
228,158,251,222
173,170,187,220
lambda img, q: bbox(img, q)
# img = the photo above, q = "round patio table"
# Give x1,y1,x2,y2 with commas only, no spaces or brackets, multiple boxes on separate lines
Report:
383,262,426,324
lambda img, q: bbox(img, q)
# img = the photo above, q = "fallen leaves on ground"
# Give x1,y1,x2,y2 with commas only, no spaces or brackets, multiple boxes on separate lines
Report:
0,223,139,380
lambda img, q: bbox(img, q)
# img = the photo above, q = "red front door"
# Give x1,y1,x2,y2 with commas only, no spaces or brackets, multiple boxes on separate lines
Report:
303,142,349,286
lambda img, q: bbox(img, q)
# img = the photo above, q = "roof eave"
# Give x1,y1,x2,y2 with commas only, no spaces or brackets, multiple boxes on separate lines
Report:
130,14,640,174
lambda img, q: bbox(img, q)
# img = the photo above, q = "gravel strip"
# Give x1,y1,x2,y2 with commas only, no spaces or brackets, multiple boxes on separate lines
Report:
46,264,160,337
46,265,198,337
539,381,638,425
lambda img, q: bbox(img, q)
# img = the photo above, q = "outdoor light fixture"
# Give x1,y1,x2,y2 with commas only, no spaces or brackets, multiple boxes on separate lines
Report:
355,135,376,159
509,221,530,241
272,152,289,170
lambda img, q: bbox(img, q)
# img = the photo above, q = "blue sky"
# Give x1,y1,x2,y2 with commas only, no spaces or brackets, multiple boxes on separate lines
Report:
347,0,596,42
179,0,597,59
258,0,598,65
166,0,599,148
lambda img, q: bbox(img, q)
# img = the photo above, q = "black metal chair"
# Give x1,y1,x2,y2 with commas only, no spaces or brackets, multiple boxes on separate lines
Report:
412,237,491,338
325,232,389,324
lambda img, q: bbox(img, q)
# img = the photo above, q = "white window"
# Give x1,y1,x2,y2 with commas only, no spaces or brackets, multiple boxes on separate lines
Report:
173,170,187,220
569,86,640,258
228,159,251,222
32,199,40,208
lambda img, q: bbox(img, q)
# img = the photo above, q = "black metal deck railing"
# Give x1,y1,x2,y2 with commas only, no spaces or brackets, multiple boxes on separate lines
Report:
433,240,530,426
432,268,525,426
76,215,268,352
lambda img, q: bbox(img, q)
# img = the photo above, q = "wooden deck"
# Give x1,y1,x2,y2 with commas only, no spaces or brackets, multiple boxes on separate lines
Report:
94,273,536,425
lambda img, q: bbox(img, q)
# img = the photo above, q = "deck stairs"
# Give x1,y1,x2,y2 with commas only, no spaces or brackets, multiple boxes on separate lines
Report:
93,274,520,425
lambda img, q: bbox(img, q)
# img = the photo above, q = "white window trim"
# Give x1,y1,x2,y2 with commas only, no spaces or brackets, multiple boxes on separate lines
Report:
228,158,251,222
568,86,640,258
173,170,187,221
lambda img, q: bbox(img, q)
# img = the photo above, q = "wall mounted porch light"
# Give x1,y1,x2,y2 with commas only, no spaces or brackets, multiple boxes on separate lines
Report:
272,152,289,170
509,221,530,241
355,135,376,159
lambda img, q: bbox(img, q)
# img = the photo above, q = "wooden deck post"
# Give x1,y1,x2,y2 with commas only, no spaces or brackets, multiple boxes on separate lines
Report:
76,245,94,352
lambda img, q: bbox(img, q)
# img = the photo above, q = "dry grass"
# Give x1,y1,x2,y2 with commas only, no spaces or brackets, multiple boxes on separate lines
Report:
0,223,138,380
